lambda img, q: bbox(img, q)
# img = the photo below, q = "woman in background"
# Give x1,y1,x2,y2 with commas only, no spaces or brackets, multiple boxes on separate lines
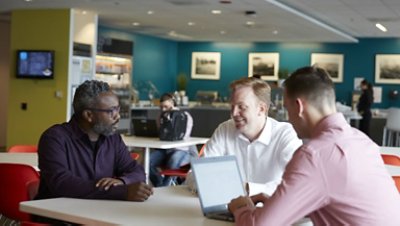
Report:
357,79,374,136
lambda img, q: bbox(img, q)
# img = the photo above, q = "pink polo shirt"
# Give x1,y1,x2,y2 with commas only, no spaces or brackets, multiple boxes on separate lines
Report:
234,113,400,226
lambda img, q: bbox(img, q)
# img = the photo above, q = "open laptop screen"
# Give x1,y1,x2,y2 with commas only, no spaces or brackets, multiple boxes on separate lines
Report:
191,156,245,210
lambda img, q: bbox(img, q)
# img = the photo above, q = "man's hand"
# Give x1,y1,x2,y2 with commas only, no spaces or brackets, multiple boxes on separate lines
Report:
228,196,255,213
127,182,154,202
96,178,124,191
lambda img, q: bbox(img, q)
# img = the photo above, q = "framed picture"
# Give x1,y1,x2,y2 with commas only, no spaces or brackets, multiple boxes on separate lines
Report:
248,53,279,81
191,52,221,80
375,54,400,84
311,53,344,83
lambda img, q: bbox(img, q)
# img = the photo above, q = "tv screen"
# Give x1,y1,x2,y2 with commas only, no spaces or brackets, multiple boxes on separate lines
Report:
16,50,54,79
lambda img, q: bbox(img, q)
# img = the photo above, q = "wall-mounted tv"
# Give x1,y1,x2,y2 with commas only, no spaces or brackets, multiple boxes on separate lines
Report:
16,50,55,79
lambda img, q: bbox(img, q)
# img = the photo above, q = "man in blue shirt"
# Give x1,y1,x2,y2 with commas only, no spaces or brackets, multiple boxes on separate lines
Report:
36,80,153,203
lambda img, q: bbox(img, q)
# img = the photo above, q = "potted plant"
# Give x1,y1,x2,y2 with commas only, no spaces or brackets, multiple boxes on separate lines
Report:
177,72,188,96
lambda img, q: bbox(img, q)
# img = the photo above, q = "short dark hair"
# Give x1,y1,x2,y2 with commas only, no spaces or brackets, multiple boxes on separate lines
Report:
73,80,111,116
284,66,335,108
160,93,176,106
230,77,271,107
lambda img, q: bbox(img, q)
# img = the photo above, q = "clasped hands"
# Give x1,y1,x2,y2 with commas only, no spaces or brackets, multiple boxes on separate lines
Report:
96,178,153,202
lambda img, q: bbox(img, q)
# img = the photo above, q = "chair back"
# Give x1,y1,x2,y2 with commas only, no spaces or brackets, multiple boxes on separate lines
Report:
386,108,400,131
381,154,400,166
393,176,400,193
8,145,38,153
130,152,140,160
0,163,40,221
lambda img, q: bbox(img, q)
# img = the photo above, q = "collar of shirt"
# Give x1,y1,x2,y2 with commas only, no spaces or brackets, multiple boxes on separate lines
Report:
237,117,271,145
311,112,348,138
68,115,106,147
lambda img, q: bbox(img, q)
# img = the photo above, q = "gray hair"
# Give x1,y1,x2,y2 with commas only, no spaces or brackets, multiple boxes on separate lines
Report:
73,80,110,117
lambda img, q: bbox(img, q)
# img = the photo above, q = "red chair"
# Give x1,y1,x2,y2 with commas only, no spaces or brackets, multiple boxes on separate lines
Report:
8,145,38,153
381,154,400,166
130,152,140,160
392,176,400,193
0,163,40,222
159,144,205,184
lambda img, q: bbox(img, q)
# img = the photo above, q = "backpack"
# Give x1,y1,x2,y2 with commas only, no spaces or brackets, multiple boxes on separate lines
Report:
159,110,188,141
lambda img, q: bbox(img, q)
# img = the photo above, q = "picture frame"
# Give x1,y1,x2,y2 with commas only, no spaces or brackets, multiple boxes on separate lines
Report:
191,52,221,80
311,53,344,83
375,54,400,84
248,53,279,81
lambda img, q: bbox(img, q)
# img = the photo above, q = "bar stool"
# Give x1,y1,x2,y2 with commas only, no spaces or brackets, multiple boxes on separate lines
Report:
382,108,400,147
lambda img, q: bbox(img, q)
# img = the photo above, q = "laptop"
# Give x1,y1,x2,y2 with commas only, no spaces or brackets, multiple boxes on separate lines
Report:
191,155,246,222
132,118,159,137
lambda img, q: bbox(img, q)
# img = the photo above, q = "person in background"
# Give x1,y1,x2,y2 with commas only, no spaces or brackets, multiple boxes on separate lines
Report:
149,93,197,187
35,80,153,223
357,79,374,136
199,77,302,196
229,66,400,225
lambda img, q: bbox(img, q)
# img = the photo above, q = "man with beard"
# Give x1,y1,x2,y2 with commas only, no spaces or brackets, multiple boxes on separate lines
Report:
35,80,153,211
198,77,302,196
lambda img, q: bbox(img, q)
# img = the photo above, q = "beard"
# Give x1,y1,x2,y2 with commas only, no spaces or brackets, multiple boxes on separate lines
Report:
93,120,118,136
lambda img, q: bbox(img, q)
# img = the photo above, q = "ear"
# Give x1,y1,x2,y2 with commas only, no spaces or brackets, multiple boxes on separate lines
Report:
295,98,305,117
82,110,94,123
259,101,269,116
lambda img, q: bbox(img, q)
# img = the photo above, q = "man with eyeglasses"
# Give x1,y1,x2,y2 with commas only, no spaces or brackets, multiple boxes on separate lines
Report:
34,80,153,223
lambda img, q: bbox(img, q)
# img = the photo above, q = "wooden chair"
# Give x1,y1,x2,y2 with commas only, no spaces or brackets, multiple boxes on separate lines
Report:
159,144,205,185
8,145,38,153
381,154,400,166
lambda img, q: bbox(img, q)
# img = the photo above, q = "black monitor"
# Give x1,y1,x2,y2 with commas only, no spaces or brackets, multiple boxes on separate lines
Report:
16,50,55,79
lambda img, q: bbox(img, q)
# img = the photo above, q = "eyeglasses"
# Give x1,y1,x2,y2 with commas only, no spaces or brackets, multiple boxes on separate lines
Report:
88,106,120,117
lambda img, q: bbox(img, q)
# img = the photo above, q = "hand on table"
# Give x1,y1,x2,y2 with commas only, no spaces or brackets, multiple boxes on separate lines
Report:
228,193,269,213
127,182,154,202
96,177,124,191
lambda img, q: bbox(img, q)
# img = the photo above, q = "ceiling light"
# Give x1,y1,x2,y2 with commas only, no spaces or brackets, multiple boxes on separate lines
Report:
376,23,387,32
212,10,222,14
132,22,140,26
147,11,154,15
273,30,278,35
187,22,195,26
82,11,87,15
265,0,358,43
24,0,33,2
246,21,255,26
220,30,226,35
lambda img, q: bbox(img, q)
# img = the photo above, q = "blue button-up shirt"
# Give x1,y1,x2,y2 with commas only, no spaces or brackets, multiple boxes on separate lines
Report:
35,115,145,200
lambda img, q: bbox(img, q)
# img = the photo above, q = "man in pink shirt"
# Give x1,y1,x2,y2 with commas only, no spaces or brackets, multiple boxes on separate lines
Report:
228,66,400,225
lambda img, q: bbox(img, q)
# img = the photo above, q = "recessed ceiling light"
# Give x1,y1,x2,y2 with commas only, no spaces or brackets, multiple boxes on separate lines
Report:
220,30,226,35
273,30,278,35
132,22,140,26
25,0,33,2
376,23,387,32
147,11,154,15
188,22,195,26
246,21,255,26
212,10,222,14
82,11,87,15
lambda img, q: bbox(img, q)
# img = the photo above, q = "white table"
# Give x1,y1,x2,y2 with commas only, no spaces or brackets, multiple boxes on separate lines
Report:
20,185,311,226
0,152,38,170
20,186,232,226
121,135,209,182
386,165,400,176
380,146,400,157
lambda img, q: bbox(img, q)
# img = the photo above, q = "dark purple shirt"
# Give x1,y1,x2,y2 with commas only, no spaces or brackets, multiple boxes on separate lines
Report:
35,115,145,200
